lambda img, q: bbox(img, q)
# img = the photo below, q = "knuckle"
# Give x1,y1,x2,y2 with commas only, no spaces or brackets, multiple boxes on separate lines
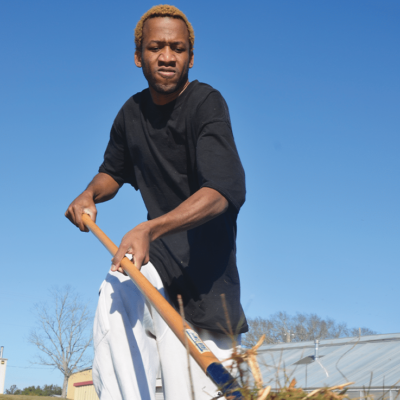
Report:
121,242,130,250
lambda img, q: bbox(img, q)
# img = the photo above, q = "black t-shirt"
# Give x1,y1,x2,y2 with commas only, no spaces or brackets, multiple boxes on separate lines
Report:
99,80,248,334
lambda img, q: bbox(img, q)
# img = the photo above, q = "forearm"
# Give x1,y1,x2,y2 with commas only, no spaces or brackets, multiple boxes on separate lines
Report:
147,187,229,241
85,172,121,203
111,187,229,271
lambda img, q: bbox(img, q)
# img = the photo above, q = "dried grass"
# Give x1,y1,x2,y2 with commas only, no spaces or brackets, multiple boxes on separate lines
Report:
218,337,354,400
215,295,355,400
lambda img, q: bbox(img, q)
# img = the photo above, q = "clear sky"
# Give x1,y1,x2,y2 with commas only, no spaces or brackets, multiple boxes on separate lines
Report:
0,0,399,390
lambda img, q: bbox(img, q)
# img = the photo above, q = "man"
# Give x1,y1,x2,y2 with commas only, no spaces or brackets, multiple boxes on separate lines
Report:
65,5,247,400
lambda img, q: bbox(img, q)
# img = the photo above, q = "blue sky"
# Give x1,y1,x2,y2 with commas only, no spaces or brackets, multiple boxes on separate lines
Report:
0,0,399,390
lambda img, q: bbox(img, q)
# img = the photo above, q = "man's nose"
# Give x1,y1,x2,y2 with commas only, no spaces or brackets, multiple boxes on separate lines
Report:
158,46,176,64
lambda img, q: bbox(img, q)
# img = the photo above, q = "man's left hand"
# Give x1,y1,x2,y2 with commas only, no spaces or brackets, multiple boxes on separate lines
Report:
111,222,152,273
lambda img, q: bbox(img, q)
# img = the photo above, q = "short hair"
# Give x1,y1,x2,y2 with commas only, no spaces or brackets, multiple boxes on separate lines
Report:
134,5,195,53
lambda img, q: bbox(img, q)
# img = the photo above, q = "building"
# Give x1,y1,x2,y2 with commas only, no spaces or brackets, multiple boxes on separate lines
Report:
67,367,164,400
257,333,400,399
67,368,97,400
0,347,7,395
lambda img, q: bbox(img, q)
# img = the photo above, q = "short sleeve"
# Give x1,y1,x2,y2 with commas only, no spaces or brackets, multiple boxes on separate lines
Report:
195,91,246,212
98,109,137,189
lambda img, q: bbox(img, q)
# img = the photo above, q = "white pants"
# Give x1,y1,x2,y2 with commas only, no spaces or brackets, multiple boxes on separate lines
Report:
93,263,238,400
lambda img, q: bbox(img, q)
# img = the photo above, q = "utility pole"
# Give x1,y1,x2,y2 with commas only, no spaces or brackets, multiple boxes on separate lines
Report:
285,330,294,343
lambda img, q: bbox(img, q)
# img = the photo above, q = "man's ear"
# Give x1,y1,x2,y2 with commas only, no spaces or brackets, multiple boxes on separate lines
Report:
189,52,194,69
134,51,142,68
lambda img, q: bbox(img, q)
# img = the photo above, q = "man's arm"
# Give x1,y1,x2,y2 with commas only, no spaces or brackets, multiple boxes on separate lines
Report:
65,172,121,232
111,187,228,272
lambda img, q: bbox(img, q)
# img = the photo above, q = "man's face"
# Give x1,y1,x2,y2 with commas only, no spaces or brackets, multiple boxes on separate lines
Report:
135,17,194,95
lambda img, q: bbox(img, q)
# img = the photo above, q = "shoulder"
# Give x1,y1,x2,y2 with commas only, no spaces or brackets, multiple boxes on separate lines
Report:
114,88,150,126
188,81,226,105
119,88,149,115
187,81,231,124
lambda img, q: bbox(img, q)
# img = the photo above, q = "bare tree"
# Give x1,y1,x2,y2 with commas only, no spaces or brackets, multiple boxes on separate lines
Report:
242,317,276,348
349,327,376,337
29,286,93,398
5,385,19,394
243,312,376,348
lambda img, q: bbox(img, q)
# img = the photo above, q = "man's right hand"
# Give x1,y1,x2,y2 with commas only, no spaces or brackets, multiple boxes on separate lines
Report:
65,191,97,232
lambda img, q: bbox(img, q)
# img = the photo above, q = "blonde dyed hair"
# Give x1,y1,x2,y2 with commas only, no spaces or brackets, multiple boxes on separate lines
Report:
134,5,195,53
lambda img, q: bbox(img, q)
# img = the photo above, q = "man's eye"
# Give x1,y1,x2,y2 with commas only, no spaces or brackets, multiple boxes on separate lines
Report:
150,47,159,51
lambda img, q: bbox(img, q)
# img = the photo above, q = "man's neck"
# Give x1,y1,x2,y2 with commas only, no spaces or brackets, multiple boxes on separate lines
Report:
149,80,190,105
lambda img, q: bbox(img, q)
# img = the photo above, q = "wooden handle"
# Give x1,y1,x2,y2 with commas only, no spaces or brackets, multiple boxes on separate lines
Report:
82,214,219,372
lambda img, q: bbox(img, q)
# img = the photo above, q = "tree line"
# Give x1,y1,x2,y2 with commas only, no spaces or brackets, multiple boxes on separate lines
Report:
243,311,376,347
5,384,61,396
242,311,376,347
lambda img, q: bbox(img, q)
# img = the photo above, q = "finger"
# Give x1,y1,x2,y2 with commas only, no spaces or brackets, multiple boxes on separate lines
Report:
111,242,130,271
125,247,134,254
65,208,74,224
133,253,145,271
68,206,85,232
65,205,77,225
118,254,133,275
137,254,150,269
81,216,89,233
74,210,87,232
70,207,80,229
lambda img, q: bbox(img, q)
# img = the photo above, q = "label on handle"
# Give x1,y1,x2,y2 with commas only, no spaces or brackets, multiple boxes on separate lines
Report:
185,329,211,353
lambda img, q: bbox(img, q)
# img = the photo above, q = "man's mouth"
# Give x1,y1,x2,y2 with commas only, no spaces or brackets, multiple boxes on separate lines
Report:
158,68,176,78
